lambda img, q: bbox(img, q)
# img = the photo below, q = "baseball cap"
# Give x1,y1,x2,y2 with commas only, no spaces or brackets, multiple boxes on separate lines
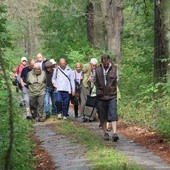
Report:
21,57,27,62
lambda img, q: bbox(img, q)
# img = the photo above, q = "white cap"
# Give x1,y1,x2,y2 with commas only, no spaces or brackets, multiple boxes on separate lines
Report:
21,57,27,62
49,59,57,65
90,58,98,65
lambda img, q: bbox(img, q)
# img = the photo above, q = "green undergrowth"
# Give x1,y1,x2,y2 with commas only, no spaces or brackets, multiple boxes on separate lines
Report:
54,120,142,170
119,84,170,140
0,90,35,170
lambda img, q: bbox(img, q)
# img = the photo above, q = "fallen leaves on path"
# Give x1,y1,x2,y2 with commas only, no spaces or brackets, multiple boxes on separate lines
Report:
118,120,170,164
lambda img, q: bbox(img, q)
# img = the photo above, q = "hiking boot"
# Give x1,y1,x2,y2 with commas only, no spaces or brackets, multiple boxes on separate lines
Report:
112,133,119,142
57,114,62,119
104,133,109,141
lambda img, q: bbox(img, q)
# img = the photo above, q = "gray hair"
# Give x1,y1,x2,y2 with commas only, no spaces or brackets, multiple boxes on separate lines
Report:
34,63,41,68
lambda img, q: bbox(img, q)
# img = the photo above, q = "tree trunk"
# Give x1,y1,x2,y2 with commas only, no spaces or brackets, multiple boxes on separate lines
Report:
154,0,167,83
161,0,170,82
101,0,123,63
86,2,94,45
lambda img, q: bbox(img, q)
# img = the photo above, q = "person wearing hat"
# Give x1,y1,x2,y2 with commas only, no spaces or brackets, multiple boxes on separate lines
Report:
14,56,28,82
49,59,58,69
27,63,46,122
81,58,98,122
14,56,28,105
44,61,57,119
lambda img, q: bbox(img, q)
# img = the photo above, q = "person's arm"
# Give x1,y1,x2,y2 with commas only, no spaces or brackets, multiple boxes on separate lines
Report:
14,65,19,77
52,68,57,88
70,70,75,95
20,77,25,88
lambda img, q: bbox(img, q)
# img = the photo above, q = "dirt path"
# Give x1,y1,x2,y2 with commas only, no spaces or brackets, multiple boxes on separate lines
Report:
34,108,170,170
34,122,92,170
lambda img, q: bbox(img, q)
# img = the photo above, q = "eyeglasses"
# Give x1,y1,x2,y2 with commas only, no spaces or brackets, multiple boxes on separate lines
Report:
22,60,27,62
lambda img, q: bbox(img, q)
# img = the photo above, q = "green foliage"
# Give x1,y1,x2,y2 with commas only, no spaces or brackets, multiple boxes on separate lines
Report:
119,0,169,139
39,0,90,60
66,47,101,68
0,5,11,50
0,91,34,170
0,5,35,169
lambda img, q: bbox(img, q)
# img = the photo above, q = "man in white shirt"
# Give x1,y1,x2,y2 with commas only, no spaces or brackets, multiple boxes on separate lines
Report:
52,58,75,120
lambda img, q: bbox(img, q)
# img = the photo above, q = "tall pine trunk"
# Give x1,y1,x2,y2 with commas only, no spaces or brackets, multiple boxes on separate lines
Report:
161,0,170,82
101,0,123,63
154,0,167,83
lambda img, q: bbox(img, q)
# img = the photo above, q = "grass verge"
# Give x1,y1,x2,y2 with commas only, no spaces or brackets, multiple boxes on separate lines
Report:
52,119,143,170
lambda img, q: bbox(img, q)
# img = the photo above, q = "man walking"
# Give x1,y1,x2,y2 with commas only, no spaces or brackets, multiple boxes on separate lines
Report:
52,58,75,120
27,63,46,122
44,61,57,119
20,59,35,119
93,54,119,142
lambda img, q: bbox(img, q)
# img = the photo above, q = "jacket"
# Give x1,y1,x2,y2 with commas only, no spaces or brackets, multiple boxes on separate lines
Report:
95,63,117,100
52,65,75,94
27,69,46,97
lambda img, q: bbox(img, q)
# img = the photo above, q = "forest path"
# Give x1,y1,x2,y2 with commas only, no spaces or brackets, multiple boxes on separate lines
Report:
34,108,170,170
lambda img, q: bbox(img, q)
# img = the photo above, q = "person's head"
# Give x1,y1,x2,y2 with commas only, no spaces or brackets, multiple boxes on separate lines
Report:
82,63,91,74
37,53,43,62
90,58,98,70
45,61,53,72
21,57,27,66
49,59,57,68
101,54,110,69
28,59,35,70
75,62,81,73
33,63,41,75
59,58,66,69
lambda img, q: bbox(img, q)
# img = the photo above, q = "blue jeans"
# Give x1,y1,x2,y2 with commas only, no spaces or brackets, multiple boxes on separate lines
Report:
44,87,57,116
55,91,70,117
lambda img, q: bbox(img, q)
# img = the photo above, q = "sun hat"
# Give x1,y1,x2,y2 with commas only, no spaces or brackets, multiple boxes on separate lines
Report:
21,57,27,62
49,59,57,65
90,58,98,65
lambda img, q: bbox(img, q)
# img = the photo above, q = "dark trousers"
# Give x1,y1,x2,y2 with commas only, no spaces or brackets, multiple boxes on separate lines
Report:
74,104,79,117
55,91,70,117
29,95,44,119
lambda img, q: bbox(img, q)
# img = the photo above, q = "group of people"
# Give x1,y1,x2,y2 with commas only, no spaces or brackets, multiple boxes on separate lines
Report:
13,53,119,142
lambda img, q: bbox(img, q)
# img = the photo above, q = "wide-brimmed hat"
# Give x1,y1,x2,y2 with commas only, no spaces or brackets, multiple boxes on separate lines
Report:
49,59,57,65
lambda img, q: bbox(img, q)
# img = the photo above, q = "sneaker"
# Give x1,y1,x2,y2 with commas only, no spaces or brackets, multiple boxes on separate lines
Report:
57,114,62,119
104,133,109,140
63,116,67,120
112,133,119,142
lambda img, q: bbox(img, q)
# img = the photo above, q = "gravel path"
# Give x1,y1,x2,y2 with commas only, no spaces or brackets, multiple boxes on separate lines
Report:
80,121,170,170
34,109,170,170
34,123,92,170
